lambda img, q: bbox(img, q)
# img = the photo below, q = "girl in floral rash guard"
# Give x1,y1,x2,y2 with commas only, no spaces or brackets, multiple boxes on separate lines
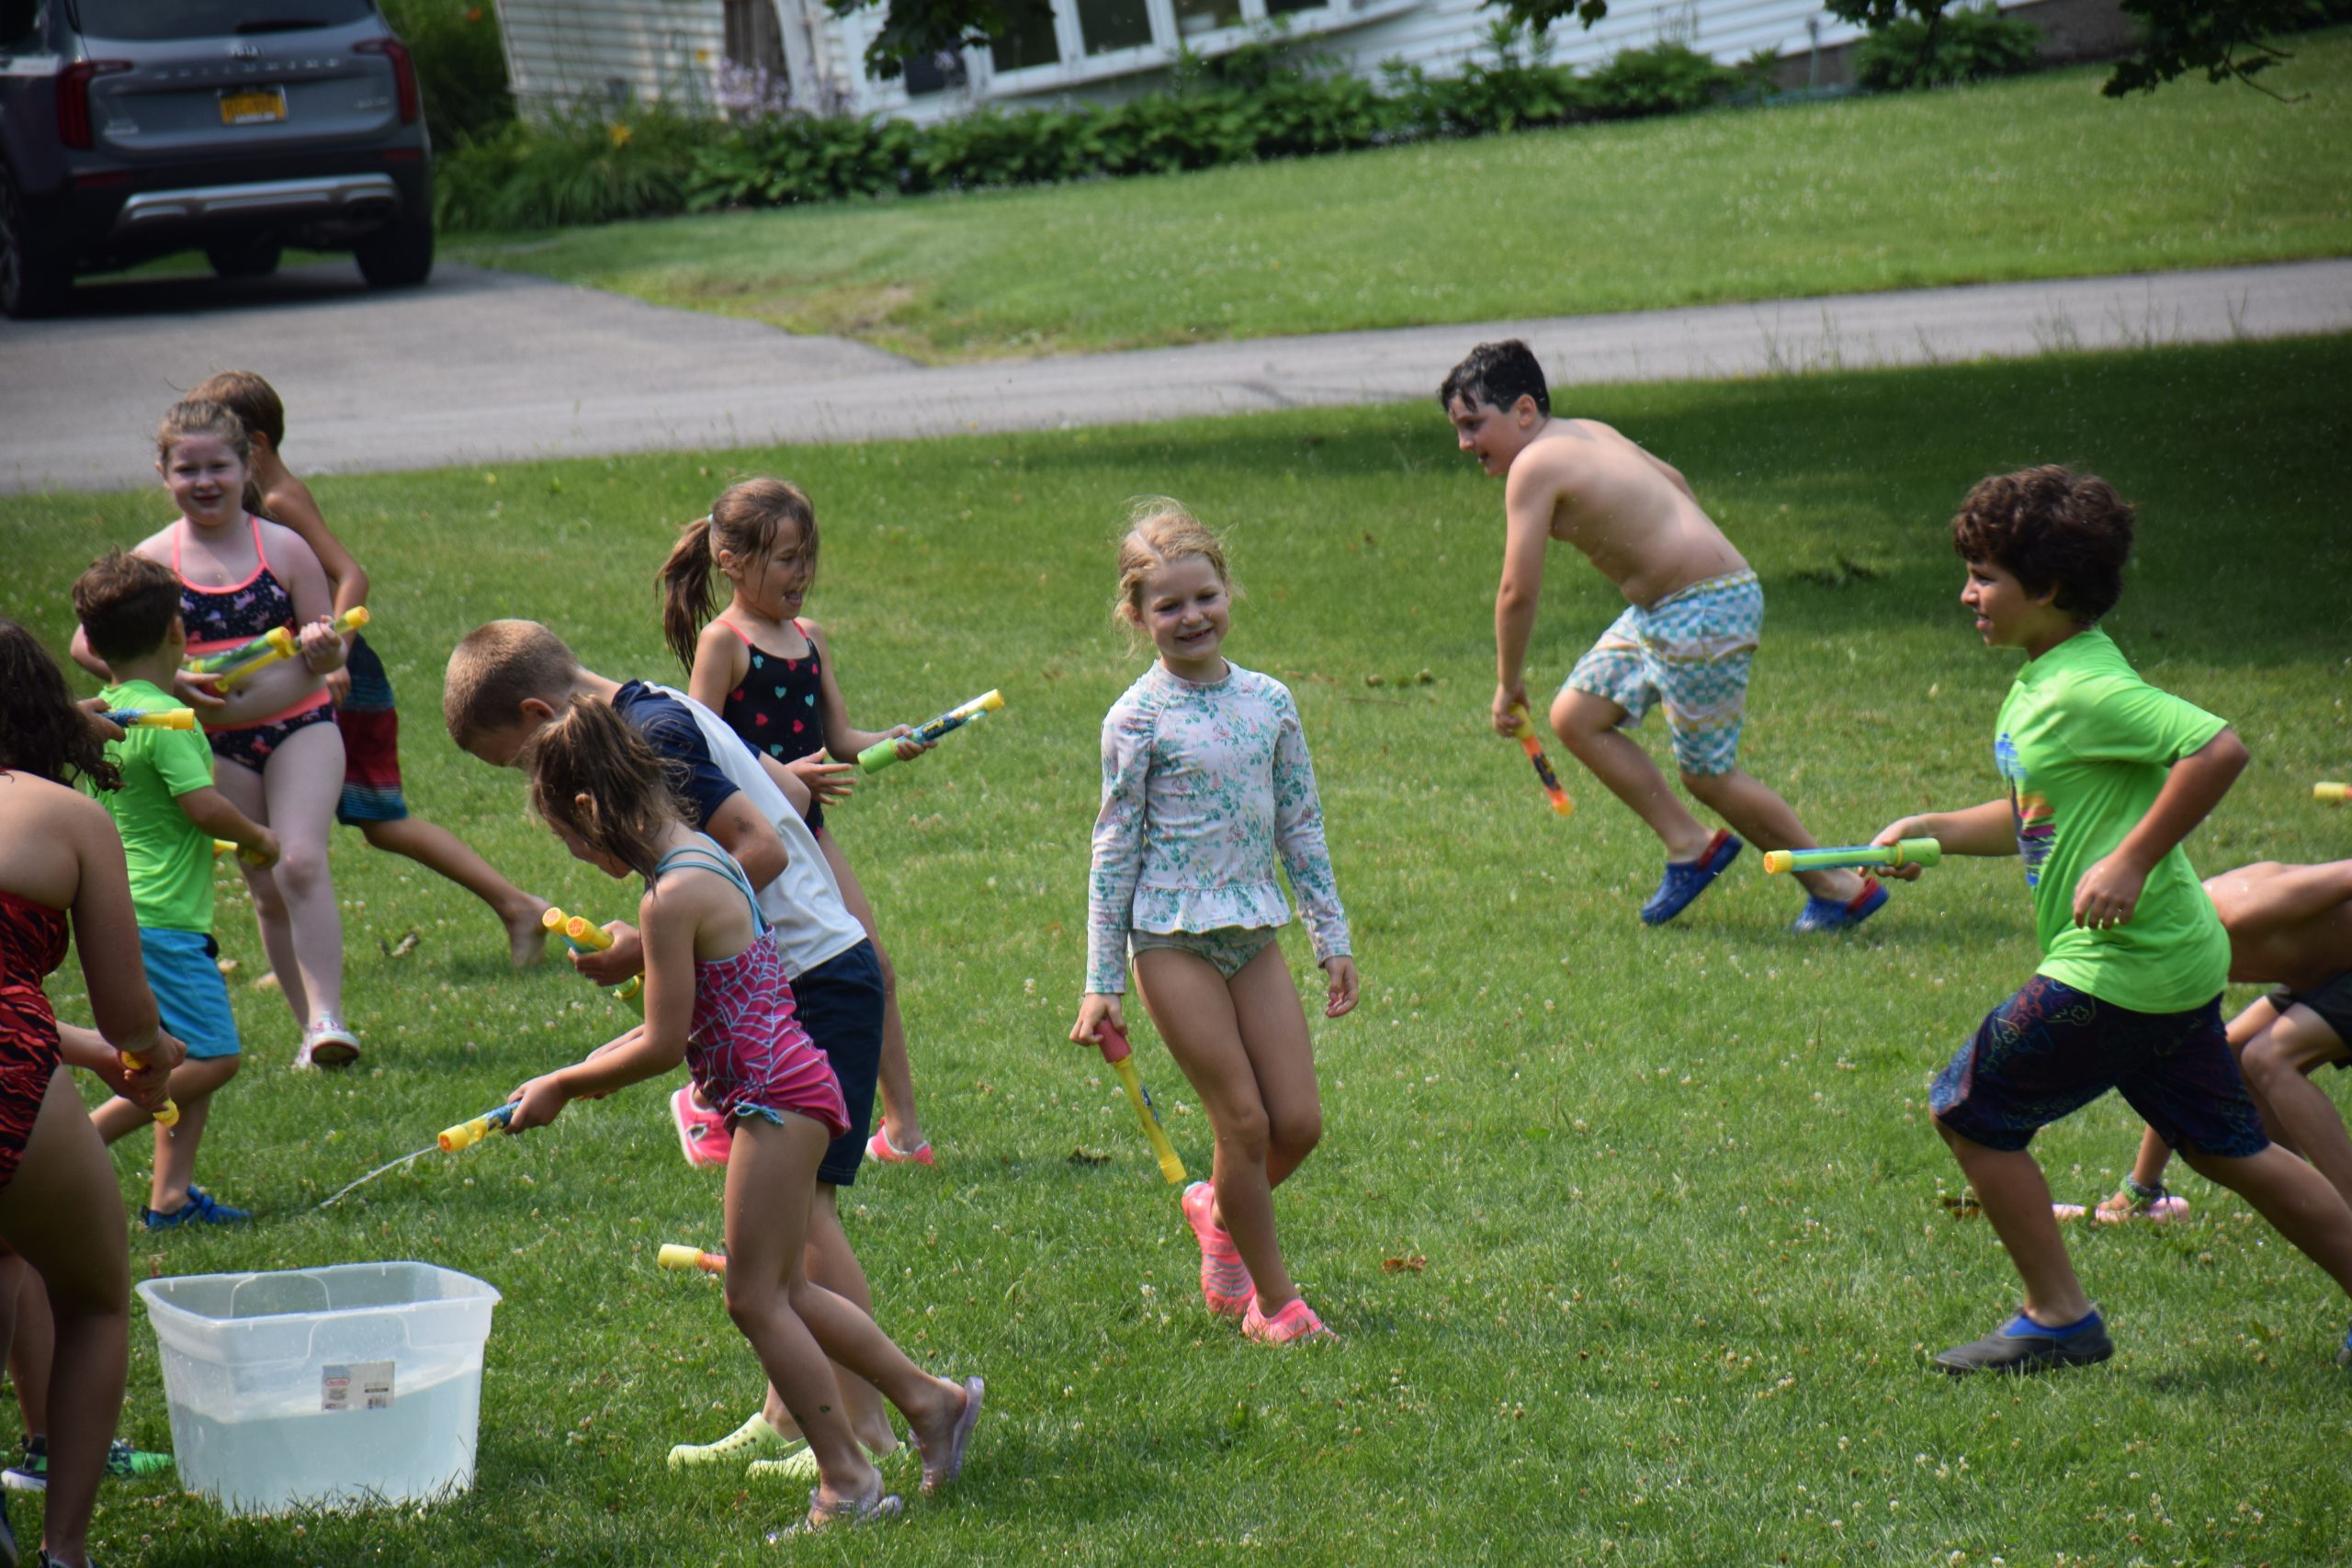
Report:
1070,500,1360,1346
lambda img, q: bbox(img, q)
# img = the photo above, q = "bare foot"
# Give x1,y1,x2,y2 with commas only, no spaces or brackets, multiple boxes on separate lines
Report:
505,899,554,969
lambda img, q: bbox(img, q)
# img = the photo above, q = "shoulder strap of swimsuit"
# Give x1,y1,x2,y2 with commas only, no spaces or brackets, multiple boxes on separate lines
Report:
170,522,184,574
650,835,766,932
248,513,267,569
716,617,754,649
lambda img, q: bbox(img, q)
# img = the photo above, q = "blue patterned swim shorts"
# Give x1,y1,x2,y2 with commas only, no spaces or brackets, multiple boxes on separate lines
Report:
1565,570,1762,777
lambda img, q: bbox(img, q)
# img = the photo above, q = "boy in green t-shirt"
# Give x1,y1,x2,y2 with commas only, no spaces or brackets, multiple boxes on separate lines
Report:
1873,467,2352,1374
71,551,277,1227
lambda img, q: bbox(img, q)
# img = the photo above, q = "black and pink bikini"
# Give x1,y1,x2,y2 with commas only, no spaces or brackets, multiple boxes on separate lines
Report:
174,516,335,773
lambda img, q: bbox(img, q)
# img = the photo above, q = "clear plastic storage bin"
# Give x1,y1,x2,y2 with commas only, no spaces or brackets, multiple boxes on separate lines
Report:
137,1261,500,1516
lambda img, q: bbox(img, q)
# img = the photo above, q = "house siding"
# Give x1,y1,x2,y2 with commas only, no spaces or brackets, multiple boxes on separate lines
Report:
493,0,728,113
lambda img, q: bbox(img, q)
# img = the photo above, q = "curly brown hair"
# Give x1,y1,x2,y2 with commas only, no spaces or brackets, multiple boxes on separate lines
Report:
0,620,120,792
1950,465,2134,624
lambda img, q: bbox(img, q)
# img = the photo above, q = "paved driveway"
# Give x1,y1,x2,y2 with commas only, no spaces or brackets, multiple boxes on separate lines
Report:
4,257,2348,494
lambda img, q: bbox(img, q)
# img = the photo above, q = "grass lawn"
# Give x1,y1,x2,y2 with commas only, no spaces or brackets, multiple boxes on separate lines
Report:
6,334,2352,1563
443,35,2352,364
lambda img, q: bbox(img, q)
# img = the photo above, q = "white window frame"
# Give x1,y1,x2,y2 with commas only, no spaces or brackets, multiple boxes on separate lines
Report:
967,0,1416,99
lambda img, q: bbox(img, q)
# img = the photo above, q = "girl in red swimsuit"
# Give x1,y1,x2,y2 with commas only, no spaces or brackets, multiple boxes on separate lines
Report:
0,622,182,1568
659,479,938,1166
70,400,357,1068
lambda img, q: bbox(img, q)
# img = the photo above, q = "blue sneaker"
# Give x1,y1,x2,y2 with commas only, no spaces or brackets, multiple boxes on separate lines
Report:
1792,875,1889,934
1933,1308,2113,1375
1639,831,1742,926
141,1187,250,1230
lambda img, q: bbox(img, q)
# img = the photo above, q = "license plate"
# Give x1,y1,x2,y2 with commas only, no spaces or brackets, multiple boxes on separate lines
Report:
219,87,286,126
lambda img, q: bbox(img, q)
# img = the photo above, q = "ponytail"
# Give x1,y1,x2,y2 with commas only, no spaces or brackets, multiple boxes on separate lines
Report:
656,515,718,673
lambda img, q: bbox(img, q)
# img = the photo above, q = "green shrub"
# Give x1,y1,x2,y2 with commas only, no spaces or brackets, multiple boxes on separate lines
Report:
1584,41,1741,118
379,0,514,151
1855,5,2041,91
437,101,722,230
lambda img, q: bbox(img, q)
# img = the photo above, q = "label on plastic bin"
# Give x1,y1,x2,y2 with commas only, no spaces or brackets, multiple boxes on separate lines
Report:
322,1360,395,1412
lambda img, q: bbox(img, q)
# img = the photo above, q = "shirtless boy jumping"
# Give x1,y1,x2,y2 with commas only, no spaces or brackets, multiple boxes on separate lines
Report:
1442,339,1884,931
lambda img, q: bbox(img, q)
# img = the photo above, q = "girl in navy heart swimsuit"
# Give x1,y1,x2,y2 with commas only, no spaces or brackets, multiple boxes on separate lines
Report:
660,479,938,1169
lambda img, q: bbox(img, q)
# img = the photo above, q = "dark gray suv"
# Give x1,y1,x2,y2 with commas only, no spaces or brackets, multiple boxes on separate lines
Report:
0,0,434,317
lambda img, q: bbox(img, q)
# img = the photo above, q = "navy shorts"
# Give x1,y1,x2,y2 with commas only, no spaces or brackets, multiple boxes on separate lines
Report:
2268,972,2352,1065
794,939,884,1188
1930,975,2267,1158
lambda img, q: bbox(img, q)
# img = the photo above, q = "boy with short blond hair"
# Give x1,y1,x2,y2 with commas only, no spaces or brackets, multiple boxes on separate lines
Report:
71,550,276,1224
1441,340,1883,931
187,370,551,969
1874,465,2352,1372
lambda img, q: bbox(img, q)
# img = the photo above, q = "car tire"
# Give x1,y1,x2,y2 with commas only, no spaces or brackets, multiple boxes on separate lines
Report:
0,166,72,320
354,208,432,289
206,234,283,279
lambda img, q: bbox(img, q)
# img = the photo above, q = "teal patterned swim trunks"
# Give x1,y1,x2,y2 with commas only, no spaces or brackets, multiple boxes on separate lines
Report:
1565,570,1762,778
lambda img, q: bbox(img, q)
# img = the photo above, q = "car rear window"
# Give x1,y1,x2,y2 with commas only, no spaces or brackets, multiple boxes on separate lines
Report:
71,0,376,40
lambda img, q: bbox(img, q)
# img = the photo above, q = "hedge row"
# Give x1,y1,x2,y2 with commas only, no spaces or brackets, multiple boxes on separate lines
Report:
683,40,1743,210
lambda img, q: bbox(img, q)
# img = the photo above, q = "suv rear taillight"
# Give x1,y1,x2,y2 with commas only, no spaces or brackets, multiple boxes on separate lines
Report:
354,38,420,125
57,60,131,150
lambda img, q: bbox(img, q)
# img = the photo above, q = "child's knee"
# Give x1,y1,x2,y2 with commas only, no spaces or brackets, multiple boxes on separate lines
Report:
1269,1103,1322,1160
1679,767,1736,805
1215,1102,1272,1163
723,1278,783,1328
274,844,331,897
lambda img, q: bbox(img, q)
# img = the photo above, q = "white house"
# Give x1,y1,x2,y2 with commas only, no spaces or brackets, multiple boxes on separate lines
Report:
489,0,2091,125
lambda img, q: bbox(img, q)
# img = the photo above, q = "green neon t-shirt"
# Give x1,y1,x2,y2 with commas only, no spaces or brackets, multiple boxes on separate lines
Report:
97,680,218,934
1993,629,2229,1014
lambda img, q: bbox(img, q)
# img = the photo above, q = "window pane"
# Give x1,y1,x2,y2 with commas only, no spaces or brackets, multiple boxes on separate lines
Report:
1076,0,1152,54
1171,0,1240,38
989,0,1061,71
1263,0,1324,15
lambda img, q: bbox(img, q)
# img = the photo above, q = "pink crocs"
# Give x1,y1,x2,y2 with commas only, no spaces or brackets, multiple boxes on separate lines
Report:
1242,1295,1335,1345
1182,1180,1252,1317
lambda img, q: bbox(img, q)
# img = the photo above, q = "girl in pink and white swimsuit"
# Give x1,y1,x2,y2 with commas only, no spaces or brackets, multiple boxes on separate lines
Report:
502,695,981,1539
69,400,356,1067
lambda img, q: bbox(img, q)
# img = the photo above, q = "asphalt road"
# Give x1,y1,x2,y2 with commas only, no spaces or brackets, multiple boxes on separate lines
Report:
4,256,2347,495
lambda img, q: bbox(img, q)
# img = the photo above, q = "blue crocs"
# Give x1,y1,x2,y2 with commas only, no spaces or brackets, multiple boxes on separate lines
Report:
1639,831,1743,926
141,1186,250,1230
1792,875,1889,934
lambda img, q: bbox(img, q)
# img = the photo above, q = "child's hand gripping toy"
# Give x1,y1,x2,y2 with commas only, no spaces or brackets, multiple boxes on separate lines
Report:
1092,1021,1186,1185
437,1102,517,1153
657,1244,728,1276
858,689,1006,773
542,907,645,1010
2318,783,2348,805
212,838,270,866
1761,839,1942,875
1510,704,1572,818
119,1053,178,1129
207,606,370,692
102,707,197,730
